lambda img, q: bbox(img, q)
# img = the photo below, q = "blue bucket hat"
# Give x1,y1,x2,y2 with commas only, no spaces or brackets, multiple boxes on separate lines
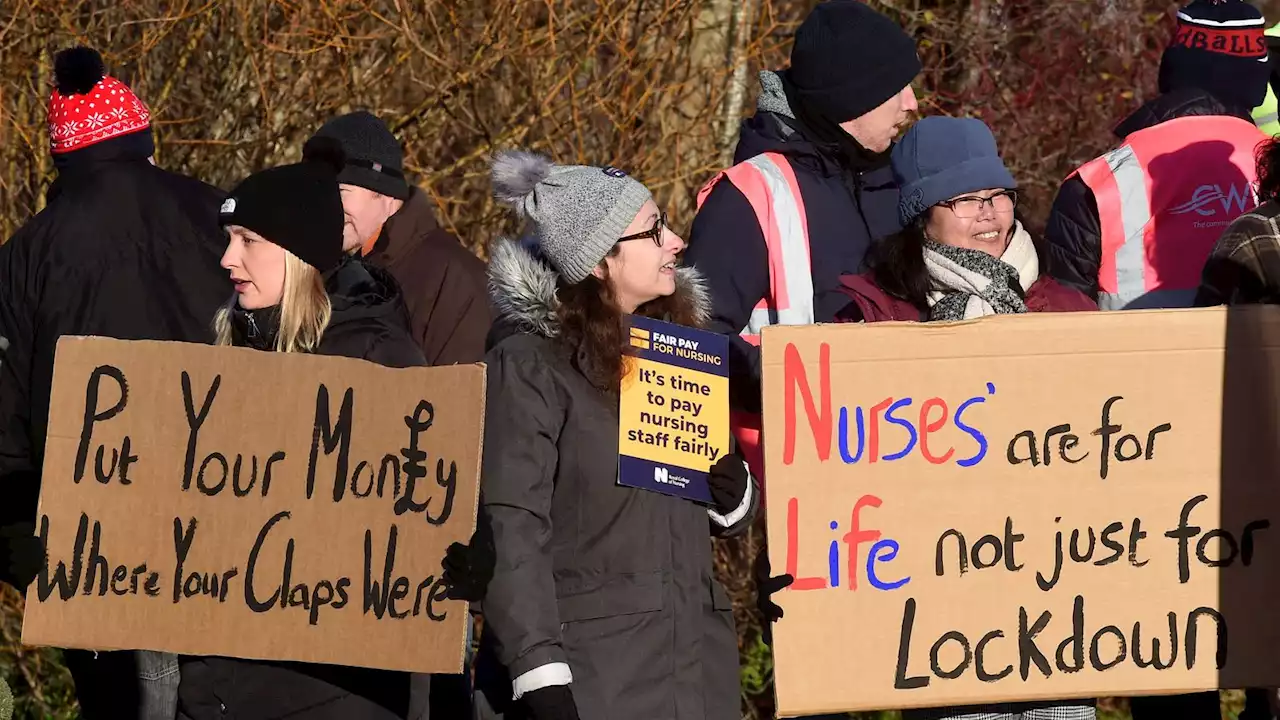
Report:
891,116,1017,227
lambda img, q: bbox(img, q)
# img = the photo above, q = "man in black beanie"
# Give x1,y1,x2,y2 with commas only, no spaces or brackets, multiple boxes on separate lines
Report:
1044,0,1270,313
306,111,490,367
685,0,919,483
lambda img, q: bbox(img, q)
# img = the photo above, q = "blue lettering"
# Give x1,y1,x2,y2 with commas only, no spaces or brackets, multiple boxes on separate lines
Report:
867,539,910,590
828,521,840,588
955,383,996,467
838,406,865,464
882,398,918,461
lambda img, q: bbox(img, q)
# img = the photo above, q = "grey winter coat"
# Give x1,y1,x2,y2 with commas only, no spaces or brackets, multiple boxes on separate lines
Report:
473,238,753,720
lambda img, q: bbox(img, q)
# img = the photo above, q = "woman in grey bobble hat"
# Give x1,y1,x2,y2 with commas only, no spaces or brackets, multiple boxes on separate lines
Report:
473,150,758,720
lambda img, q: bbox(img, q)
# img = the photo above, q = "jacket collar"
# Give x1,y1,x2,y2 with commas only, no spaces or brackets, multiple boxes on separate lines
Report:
366,187,441,267
486,237,711,341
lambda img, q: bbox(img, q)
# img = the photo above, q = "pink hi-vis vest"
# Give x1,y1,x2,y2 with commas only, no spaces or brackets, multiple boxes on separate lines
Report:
1073,115,1267,310
695,152,814,484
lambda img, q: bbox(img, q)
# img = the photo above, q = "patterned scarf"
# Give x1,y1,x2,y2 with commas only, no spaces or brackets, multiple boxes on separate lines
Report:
924,222,1040,321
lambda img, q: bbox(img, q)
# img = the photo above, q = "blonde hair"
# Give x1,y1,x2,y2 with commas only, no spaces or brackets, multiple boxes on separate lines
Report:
214,250,332,353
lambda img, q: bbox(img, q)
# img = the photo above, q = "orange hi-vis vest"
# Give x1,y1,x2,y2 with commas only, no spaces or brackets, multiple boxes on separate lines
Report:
695,152,814,484
1072,115,1267,310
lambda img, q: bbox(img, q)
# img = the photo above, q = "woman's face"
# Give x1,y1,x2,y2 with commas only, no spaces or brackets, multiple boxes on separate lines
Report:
220,226,287,310
924,188,1017,258
596,200,686,313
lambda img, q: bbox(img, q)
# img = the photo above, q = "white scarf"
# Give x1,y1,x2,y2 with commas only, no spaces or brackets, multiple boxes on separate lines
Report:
924,222,1040,320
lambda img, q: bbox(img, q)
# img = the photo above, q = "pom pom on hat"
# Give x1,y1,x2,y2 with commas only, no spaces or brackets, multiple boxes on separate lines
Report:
301,135,348,174
491,150,555,215
53,46,106,96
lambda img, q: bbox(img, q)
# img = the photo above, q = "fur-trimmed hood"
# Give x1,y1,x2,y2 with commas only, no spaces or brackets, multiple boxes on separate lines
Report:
486,236,711,341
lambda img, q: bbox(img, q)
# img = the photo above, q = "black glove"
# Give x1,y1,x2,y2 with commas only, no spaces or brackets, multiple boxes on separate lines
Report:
1,521,45,591
521,685,581,720
440,518,494,602
706,454,748,515
753,549,793,642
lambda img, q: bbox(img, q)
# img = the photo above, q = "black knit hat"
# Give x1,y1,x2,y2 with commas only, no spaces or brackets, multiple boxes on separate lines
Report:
219,138,346,273
306,111,410,200
786,0,921,123
1159,0,1269,112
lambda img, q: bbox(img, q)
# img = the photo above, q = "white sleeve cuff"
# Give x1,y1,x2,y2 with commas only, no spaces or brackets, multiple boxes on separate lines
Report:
708,460,753,528
512,662,574,699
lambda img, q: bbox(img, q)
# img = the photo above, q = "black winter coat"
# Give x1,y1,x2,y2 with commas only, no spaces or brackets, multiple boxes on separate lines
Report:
685,70,901,414
0,140,229,532
1044,87,1254,298
176,258,426,720
473,239,755,720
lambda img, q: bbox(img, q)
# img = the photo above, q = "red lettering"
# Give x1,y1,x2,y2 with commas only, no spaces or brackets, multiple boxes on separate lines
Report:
919,397,954,465
868,397,892,463
782,342,831,465
786,497,828,591
842,494,883,591
1171,25,1265,57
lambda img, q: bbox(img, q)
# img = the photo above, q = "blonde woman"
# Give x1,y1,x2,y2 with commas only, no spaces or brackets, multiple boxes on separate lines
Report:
178,140,455,720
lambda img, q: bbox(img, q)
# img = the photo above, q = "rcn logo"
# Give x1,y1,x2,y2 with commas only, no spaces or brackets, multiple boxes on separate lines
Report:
1170,183,1255,217
654,466,669,484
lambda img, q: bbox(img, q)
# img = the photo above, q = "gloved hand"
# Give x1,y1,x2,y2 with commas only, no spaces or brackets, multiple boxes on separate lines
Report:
1,521,45,591
440,518,494,602
706,453,748,515
753,549,793,642
521,685,581,720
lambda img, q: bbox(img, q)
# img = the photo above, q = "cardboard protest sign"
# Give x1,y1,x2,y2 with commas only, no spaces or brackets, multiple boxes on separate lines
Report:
22,337,484,675
762,307,1280,716
617,315,729,503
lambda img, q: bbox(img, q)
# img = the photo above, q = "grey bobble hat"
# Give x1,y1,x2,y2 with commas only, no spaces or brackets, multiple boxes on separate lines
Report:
490,149,653,284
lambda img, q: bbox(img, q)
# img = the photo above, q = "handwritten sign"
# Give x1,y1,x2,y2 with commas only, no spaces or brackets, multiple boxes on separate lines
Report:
618,315,729,503
21,337,484,675
762,307,1280,716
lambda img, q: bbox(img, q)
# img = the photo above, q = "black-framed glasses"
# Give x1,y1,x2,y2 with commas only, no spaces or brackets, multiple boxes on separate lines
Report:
618,211,668,247
938,190,1018,218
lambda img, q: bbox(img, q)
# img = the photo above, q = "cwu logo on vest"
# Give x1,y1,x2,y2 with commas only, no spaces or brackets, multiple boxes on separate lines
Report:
1169,183,1256,217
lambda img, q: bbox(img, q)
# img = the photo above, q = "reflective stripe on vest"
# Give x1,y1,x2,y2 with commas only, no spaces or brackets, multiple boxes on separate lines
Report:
694,152,814,484
696,153,815,343
1073,115,1267,311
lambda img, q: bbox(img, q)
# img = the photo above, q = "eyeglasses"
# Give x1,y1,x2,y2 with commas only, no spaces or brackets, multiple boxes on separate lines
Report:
618,212,668,247
938,190,1018,219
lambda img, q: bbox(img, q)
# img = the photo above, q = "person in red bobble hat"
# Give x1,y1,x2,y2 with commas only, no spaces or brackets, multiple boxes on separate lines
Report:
0,46,229,720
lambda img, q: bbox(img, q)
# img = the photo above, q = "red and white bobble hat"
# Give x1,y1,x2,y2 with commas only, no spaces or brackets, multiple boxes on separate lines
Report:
46,46,151,155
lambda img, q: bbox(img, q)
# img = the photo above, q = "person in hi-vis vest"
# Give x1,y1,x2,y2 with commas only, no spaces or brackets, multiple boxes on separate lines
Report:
685,0,920,485
1044,0,1270,312
1251,21,1280,136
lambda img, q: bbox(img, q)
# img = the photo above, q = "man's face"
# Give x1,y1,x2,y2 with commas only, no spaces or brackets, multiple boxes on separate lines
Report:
840,85,919,153
339,184,402,253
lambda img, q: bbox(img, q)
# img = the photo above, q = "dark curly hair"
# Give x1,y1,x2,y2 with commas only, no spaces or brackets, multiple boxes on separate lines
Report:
555,249,705,393
1257,137,1280,203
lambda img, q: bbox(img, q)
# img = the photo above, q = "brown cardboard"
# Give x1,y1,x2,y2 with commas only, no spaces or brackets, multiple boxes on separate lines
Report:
21,337,484,675
762,306,1280,716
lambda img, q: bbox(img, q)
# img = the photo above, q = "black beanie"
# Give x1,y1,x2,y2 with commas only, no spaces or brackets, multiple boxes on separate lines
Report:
306,111,410,200
786,0,921,123
1159,0,1269,112
219,139,346,273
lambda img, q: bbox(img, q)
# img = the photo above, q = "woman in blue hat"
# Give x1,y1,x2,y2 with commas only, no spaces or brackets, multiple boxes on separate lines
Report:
835,116,1095,323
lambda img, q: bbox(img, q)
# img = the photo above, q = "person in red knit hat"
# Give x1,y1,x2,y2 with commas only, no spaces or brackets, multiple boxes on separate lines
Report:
0,46,229,720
